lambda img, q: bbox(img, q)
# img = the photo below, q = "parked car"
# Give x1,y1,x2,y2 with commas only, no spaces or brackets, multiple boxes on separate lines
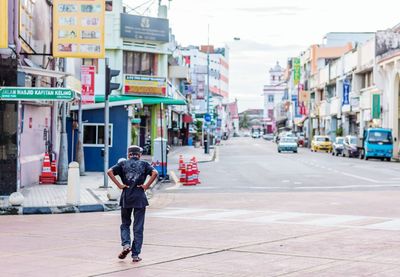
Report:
332,136,344,156
262,133,274,141
252,131,260,138
278,136,298,153
358,128,393,161
311,136,332,153
343,135,359,158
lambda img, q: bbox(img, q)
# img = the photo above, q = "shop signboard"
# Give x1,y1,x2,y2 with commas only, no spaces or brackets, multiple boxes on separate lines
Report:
81,65,96,104
372,94,381,119
342,80,350,105
0,0,7,49
123,75,167,96
376,30,400,61
293,58,301,85
0,87,74,101
53,0,105,58
121,13,169,42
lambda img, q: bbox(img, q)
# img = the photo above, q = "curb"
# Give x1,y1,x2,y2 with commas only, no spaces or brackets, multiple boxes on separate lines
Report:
0,202,120,216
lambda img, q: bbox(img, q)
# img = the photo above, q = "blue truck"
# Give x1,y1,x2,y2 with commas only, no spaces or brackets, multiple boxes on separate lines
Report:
358,128,393,161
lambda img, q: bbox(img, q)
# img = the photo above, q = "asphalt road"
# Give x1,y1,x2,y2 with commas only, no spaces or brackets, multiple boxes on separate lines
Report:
166,137,400,193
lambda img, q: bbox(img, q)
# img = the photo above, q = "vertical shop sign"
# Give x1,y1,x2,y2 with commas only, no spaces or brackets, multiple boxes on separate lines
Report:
53,0,105,58
342,80,350,105
293,58,301,85
81,66,95,104
0,0,7,48
372,94,381,119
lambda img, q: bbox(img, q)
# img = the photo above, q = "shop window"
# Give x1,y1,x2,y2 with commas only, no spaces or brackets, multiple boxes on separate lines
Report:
123,51,155,75
268,95,274,103
83,123,113,146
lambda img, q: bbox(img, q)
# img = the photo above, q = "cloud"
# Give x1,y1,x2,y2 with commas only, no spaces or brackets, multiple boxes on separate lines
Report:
231,40,304,54
235,6,307,16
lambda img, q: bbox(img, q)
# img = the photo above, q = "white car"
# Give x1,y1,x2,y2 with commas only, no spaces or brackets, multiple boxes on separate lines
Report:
278,137,298,153
252,132,260,138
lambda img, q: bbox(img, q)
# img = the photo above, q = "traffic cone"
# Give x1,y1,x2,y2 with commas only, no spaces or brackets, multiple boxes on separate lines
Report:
191,160,201,185
183,163,195,186
51,159,58,181
179,162,187,183
39,153,56,184
178,155,185,171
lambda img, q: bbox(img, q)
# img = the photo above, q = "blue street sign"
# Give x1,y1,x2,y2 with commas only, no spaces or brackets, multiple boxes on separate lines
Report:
343,80,350,106
204,113,211,122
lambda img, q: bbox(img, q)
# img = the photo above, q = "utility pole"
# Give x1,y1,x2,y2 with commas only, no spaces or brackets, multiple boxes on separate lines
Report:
76,95,85,175
205,24,210,154
58,100,68,184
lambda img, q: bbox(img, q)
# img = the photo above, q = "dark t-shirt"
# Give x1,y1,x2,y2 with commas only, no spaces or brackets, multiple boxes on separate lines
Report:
111,157,155,208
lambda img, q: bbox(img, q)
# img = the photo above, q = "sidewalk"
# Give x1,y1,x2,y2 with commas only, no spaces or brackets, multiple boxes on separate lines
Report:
0,145,216,215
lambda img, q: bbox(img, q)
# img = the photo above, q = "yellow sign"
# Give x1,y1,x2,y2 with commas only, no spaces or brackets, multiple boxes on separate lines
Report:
0,0,7,49
124,75,167,96
53,0,105,58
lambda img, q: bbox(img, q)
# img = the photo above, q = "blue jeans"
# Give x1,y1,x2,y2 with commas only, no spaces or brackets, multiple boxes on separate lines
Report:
120,207,146,256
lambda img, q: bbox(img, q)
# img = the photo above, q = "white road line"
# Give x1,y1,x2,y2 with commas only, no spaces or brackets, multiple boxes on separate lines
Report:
302,215,365,226
364,220,400,231
282,180,290,183
245,212,306,223
293,182,302,185
196,210,251,220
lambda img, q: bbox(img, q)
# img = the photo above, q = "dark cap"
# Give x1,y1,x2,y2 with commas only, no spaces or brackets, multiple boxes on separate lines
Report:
128,145,143,155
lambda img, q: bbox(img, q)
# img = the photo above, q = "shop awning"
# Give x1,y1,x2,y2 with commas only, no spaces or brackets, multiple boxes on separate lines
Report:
95,95,187,105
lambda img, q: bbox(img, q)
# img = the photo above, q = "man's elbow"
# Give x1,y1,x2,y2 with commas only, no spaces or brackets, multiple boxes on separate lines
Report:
152,170,158,177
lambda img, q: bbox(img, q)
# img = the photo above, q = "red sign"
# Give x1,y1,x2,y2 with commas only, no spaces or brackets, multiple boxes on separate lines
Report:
81,66,96,104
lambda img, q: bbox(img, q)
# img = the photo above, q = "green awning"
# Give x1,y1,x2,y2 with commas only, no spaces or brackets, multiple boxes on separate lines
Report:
95,95,186,105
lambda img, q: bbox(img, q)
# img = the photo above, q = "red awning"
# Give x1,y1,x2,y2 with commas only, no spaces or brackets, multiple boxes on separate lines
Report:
182,114,193,123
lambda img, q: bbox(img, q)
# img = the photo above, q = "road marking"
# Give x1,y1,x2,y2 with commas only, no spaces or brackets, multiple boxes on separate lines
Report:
165,171,181,191
147,207,400,232
282,180,290,183
293,182,302,185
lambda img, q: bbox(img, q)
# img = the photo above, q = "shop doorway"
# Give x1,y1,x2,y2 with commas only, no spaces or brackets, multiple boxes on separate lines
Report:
0,103,18,195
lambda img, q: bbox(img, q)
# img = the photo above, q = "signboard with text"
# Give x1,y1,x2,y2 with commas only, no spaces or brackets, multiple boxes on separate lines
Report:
124,75,167,96
372,94,381,119
53,0,105,58
0,0,7,49
81,65,96,104
342,80,350,105
293,58,301,85
120,14,169,42
0,87,74,101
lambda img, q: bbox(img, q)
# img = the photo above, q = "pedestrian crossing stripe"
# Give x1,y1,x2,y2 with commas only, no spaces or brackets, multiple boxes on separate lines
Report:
147,208,400,231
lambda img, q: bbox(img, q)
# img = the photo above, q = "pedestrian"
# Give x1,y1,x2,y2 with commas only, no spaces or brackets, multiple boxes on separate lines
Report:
107,145,158,262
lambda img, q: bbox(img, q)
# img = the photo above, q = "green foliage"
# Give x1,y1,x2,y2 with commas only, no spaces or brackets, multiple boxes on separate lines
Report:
239,113,249,129
336,127,343,137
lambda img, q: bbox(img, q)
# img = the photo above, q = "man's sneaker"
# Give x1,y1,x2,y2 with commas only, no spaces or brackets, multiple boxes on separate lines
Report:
118,247,131,259
132,255,142,262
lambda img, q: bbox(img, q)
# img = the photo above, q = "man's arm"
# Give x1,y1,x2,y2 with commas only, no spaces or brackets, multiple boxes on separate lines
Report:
107,169,129,190
138,170,158,191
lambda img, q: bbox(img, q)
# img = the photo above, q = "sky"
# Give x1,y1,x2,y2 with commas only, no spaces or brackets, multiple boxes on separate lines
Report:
126,0,400,112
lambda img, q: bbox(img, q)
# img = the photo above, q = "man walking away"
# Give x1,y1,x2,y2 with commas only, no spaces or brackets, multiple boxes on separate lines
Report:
107,145,158,262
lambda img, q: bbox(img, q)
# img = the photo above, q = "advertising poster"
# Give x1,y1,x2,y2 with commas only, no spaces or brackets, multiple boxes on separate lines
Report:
124,75,167,96
81,65,96,104
120,14,169,42
53,0,105,58
0,0,7,49
293,58,301,85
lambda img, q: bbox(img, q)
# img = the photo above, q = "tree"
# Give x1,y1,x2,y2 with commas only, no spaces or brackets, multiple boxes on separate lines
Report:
239,113,249,129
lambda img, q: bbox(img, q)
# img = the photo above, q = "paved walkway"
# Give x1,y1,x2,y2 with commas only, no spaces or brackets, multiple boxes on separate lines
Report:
0,145,215,214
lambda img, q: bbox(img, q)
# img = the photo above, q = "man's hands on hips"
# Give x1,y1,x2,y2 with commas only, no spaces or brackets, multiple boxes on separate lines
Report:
137,184,150,191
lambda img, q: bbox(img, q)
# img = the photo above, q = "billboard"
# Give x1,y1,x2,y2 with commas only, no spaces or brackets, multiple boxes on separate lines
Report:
0,0,7,49
120,14,169,42
376,30,400,61
124,75,167,96
53,0,105,58
81,66,96,104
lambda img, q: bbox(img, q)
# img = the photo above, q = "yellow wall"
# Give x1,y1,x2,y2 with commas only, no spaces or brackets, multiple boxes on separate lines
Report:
0,0,8,49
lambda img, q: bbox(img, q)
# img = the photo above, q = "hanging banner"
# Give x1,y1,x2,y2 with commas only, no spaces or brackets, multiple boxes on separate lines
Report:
343,80,350,105
372,94,381,119
81,65,96,104
124,74,167,96
53,0,105,58
0,0,7,49
293,58,301,85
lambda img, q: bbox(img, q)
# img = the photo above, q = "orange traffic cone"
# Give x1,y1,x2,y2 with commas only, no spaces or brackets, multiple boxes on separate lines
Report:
179,163,187,183
39,153,56,184
51,159,58,181
183,163,195,186
191,160,201,185
178,155,185,171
